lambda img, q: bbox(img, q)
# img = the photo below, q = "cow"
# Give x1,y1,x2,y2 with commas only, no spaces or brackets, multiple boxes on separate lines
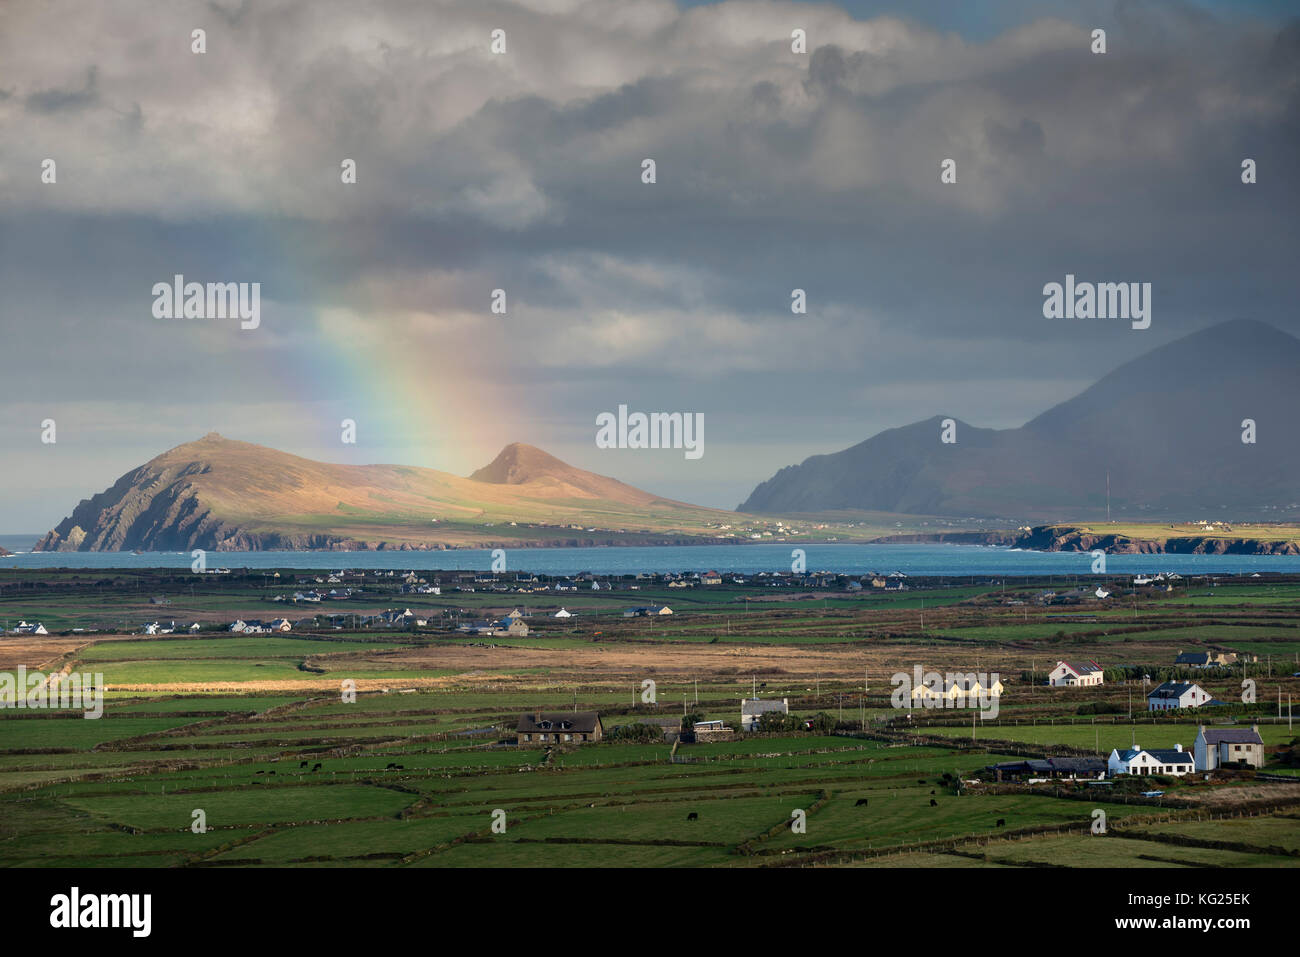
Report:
395,765,405,770
917,779,926,784
311,763,322,772
929,799,937,807
386,763,397,770
929,789,935,795
854,798,869,807
995,818,1005,827
686,812,699,821
299,761,308,768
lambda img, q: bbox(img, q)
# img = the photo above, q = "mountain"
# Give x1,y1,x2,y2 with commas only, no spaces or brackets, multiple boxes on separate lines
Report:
469,442,660,504
34,434,738,551
740,320,1300,520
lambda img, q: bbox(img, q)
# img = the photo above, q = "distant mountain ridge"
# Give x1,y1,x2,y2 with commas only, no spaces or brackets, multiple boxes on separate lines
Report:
740,320,1300,520
34,435,736,552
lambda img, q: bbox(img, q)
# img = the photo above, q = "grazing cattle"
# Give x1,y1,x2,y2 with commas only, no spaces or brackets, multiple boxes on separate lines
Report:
995,818,1005,827
930,790,935,795
929,799,937,807
686,812,699,821
854,798,869,807
386,763,397,770
299,761,308,768
255,770,264,775
311,763,322,772
395,765,405,770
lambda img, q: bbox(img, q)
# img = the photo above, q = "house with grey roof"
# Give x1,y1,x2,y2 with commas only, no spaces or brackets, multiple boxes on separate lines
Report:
1048,659,1103,687
740,697,788,731
1146,681,1215,711
1194,724,1264,771
516,711,602,746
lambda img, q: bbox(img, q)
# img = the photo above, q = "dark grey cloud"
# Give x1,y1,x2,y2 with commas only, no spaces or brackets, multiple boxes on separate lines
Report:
0,0,1297,529
25,65,99,113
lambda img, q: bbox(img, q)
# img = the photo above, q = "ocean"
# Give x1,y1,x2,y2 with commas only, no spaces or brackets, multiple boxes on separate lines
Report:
1,536,1298,577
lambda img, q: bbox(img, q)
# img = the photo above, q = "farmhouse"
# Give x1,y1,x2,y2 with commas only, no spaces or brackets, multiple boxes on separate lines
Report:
640,716,682,742
1194,725,1264,771
11,621,48,635
553,607,573,618
1146,681,1215,711
989,756,1107,782
1048,660,1104,687
516,711,602,746
459,617,529,637
1174,650,1237,668
741,697,788,731
623,605,673,618
1108,744,1194,777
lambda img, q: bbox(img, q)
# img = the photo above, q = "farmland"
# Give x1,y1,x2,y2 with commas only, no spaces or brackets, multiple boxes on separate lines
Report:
1,568,1298,868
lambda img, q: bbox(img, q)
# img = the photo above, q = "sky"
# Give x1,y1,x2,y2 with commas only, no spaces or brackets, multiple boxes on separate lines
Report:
1,0,1297,532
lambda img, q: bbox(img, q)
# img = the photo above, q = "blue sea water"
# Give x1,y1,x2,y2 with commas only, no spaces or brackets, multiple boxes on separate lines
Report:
1,535,1297,577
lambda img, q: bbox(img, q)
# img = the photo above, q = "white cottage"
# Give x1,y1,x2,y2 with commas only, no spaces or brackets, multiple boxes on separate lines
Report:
1048,660,1104,687
1108,744,1194,777
1146,681,1213,711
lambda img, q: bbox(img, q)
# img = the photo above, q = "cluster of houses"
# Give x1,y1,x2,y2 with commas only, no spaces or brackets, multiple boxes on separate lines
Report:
1046,659,1243,713
623,605,673,618
457,609,529,637
1174,650,1246,668
143,621,201,635
514,696,796,747
1107,725,1265,775
229,618,296,634
988,725,1267,782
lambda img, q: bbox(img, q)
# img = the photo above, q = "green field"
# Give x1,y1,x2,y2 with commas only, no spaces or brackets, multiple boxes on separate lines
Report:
2,567,1299,868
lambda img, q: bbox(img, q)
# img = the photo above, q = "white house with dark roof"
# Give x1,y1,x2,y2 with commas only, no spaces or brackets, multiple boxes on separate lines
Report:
1146,681,1213,711
1048,660,1104,687
741,697,788,731
1194,725,1264,770
1108,744,1194,777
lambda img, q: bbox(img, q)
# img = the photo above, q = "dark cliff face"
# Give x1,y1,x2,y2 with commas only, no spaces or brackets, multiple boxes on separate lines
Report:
35,460,219,552
740,320,1300,520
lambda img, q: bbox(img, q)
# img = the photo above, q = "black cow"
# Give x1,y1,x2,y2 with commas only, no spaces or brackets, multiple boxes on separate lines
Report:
395,765,405,770
386,763,397,770
929,789,935,795
929,799,937,807
854,798,869,807
299,761,308,768
686,812,699,821
995,818,1005,827
311,763,322,772
917,779,926,784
